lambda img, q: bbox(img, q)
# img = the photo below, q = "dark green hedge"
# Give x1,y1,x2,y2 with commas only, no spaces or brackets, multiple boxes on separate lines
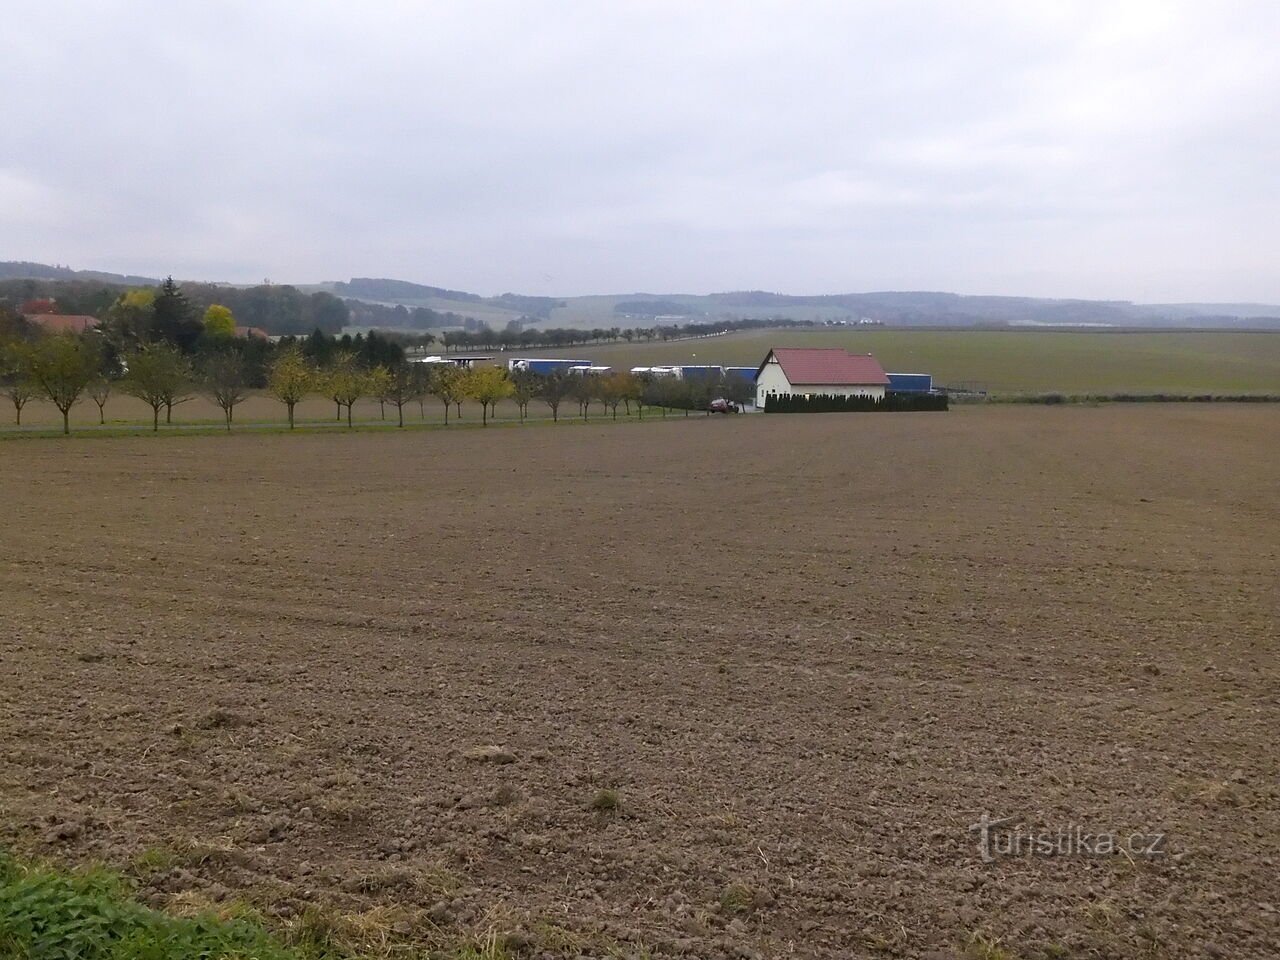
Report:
764,392,948,413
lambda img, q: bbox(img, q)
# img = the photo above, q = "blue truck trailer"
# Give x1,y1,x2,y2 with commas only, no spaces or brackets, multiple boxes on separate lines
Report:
887,372,933,393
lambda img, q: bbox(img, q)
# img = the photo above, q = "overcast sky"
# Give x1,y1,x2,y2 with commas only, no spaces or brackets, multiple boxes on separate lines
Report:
3,1,1278,301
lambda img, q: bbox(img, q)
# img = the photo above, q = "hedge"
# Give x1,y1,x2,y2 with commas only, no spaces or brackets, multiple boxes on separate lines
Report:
764,392,948,413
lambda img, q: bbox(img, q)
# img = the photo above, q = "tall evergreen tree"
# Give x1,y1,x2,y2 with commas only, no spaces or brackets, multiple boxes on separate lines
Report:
151,277,202,350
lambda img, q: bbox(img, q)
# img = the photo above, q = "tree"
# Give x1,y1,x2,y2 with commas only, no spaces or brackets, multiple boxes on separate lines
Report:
428,365,465,425
538,372,572,422
321,352,367,427
122,343,192,431
268,347,313,428
410,363,430,419
101,288,156,354
152,277,202,350
723,372,755,411
379,362,421,428
625,373,647,420
203,304,236,339
464,365,514,426
510,370,538,422
0,338,37,425
570,374,595,420
88,378,112,424
645,375,680,417
24,335,100,434
202,351,249,430
598,372,631,420
368,365,393,420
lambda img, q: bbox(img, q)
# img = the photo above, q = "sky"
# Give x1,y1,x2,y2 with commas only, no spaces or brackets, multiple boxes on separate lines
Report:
3,1,1278,302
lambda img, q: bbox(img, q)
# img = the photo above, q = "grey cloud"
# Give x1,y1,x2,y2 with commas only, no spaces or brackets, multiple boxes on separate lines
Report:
2,0,1277,300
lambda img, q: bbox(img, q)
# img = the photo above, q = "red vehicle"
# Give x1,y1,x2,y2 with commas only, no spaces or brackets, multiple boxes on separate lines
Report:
708,397,739,414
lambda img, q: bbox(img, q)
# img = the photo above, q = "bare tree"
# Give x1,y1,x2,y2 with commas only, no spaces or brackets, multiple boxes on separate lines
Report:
538,372,572,422
87,378,112,424
510,370,538,422
202,351,249,431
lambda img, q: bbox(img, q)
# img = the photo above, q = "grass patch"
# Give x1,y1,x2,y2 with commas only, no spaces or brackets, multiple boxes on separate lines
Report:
718,882,755,917
0,847,645,960
0,849,301,960
964,931,1018,960
589,789,622,813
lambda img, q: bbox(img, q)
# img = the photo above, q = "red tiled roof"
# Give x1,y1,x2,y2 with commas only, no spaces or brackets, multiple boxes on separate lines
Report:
235,325,269,339
24,314,99,334
760,348,889,385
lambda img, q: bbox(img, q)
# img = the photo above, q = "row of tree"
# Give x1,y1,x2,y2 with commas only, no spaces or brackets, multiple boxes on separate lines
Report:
435,315,815,352
0,328,754,434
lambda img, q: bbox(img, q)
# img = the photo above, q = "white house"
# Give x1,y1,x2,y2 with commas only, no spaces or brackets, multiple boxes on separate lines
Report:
754,348,889,408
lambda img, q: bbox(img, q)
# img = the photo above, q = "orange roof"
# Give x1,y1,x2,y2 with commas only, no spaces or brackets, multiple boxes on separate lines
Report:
24,314,99,334
234,325,269,339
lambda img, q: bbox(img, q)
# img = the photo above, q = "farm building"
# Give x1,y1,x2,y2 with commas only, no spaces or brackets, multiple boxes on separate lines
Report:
630,365,683,377
886,372,933,393
678,364,723,380
508,358,591,375
724,366,757,383
755,348,889,407
409,354,493,369
23,313,100,334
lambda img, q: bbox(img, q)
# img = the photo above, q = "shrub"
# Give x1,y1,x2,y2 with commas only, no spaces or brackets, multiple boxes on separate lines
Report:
589,788,622,813
764,392,948,413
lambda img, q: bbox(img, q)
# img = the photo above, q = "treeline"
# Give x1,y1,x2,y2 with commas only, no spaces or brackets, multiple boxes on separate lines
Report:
614,299,699,316
441,315,816,352
344,299,469,330
181,283,347,335
1,285,757,433
333,279,564,319
0,277,349,336
0,278,406,433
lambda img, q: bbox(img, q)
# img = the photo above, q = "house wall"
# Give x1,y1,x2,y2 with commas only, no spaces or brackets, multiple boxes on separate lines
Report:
755,360,792,407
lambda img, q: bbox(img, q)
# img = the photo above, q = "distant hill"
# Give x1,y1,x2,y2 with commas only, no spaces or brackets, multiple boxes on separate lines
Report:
3,260,1278,330
332,277,483,303
0,260,159,286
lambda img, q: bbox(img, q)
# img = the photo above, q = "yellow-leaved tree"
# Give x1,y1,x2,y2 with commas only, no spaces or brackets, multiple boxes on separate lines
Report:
464,365,514,426
203,304,236,339
268,347,313,429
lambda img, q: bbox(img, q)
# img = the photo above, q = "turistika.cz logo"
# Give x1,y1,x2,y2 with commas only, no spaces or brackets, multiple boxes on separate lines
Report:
969,813,1167,863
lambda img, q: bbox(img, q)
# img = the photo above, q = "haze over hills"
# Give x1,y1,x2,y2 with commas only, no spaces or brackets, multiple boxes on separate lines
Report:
3,260,1278,332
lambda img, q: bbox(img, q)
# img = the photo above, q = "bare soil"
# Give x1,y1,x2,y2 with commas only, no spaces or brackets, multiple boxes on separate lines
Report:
1,405,1276,959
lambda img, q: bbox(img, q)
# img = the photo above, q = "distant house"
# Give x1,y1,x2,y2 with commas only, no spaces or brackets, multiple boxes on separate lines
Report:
234,325,270,340
408,354,493,369
754,348,889,408
23,313,100,334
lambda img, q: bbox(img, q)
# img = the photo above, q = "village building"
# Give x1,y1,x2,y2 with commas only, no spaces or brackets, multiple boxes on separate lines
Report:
754,347,889,407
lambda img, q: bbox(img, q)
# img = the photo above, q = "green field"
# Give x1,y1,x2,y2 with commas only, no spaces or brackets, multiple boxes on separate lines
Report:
520,328,1280,394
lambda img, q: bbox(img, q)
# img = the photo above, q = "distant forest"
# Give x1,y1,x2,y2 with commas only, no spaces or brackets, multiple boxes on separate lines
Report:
0,277,348,336
614,299,699,316
335,278,565,319
3,262,1278,333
